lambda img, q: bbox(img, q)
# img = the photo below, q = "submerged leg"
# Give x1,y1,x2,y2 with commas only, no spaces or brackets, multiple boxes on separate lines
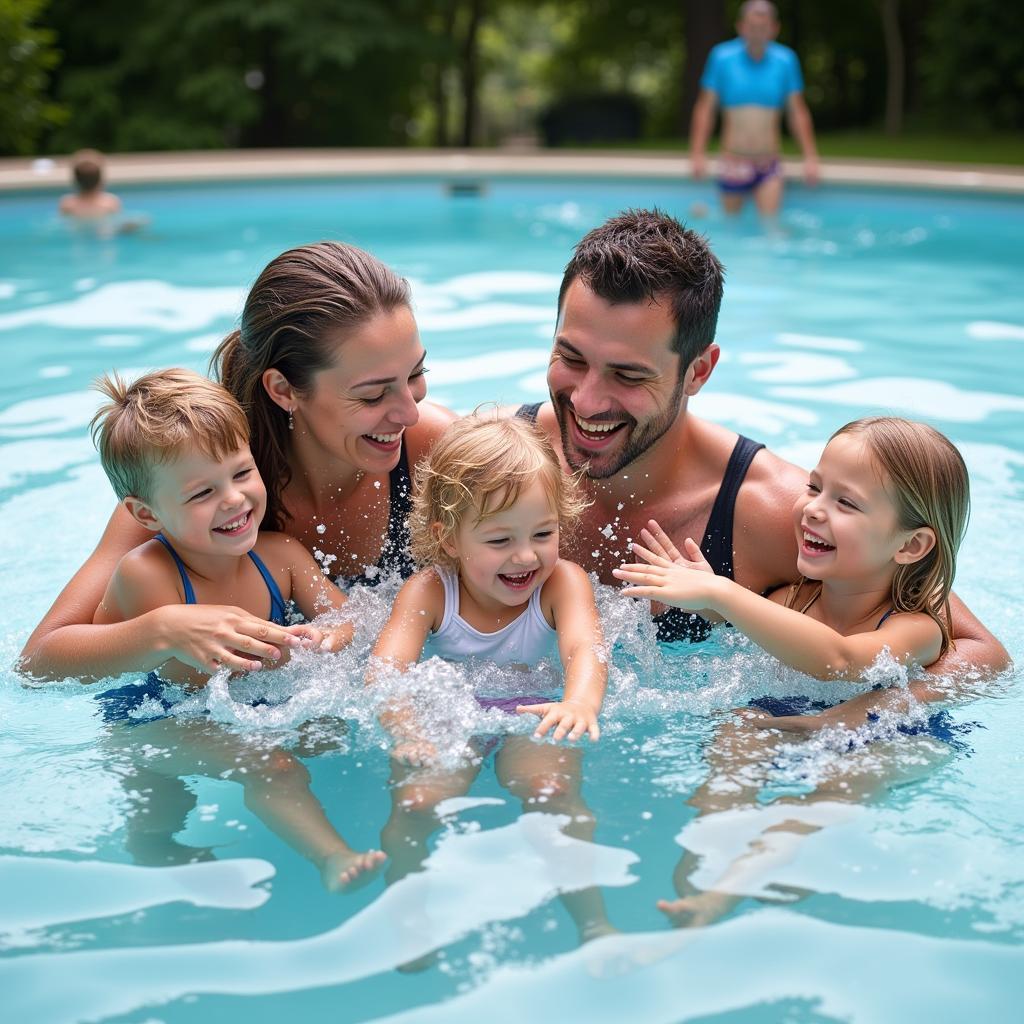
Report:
496,736,616,943
115,718,384,891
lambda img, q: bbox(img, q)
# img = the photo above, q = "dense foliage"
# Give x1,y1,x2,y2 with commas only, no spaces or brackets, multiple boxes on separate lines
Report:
3,0,1021,156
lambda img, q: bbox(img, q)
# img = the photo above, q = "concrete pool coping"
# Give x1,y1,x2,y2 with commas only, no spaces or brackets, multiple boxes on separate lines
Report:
2,148,1023,195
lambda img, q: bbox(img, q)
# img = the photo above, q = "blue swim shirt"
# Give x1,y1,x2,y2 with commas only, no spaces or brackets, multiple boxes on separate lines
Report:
700,38,804,110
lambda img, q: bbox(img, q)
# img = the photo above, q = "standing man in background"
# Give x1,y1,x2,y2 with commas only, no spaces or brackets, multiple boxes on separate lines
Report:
690,0,819,216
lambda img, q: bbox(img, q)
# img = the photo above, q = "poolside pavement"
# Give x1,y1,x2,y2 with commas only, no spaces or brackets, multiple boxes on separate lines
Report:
2,148,1023,195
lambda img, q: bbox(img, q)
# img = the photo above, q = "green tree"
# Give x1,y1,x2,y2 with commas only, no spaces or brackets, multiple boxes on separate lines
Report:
0,0,66,155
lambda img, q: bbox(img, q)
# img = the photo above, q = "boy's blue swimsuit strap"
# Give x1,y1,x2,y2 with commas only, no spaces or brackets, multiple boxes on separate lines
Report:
96,533,288,724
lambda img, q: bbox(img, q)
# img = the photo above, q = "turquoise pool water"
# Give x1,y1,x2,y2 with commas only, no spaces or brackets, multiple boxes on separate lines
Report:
1,177,1022,1022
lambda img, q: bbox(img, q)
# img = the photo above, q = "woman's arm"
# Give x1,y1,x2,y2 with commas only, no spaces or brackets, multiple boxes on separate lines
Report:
19,506,305,681
263,533,353,651
518,560,607,741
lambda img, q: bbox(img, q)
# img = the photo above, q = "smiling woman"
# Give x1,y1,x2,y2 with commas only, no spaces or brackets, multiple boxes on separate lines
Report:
19,241,455,680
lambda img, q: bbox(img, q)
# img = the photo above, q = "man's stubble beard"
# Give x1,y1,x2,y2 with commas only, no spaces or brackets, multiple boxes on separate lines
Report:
553,376,686,481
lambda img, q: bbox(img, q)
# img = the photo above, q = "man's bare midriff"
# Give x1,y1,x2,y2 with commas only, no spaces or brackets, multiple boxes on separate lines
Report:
721,105,782,159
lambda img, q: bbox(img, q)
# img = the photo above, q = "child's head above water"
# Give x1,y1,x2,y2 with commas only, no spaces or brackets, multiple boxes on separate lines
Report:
91,368,250,502
71,149,106,194
91,369,264,551
802,416,969,651
409,413,587,577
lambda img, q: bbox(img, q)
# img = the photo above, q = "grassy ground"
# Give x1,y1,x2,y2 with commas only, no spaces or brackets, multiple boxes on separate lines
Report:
584,131,1024,167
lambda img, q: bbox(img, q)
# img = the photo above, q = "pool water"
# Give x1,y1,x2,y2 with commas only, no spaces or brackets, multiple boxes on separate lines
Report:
1,177,1022,1023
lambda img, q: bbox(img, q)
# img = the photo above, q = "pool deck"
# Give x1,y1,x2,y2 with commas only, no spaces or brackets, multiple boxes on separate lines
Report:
2,148,1023,194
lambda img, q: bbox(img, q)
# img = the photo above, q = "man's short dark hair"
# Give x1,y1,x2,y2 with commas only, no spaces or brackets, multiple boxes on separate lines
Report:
558,208,725,370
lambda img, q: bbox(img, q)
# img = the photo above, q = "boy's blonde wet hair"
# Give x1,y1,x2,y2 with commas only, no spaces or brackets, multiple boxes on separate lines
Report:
832,416,970,654
90,368,250,502
409,412,589,572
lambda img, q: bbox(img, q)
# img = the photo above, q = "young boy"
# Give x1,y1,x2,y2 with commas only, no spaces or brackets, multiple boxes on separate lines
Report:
90,367,352,686
89,368,384,890
59,149,123,219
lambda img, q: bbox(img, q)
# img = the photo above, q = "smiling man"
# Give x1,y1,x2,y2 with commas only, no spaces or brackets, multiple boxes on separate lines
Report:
515,208,1008,688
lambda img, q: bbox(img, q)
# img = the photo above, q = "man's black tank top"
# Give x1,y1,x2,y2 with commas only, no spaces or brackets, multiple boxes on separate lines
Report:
515,402,764,642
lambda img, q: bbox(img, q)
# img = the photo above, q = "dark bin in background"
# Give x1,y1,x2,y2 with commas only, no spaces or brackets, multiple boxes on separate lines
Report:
538,93,644,146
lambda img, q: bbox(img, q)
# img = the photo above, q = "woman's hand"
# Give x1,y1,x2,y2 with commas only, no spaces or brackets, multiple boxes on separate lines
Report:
517,698,600,742
156,604,308,674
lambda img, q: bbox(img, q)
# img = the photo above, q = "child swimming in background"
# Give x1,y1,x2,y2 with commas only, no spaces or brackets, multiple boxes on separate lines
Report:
615,416,972,929
89,368,384,889
615,416,969,693
59,149,122,220
370,414,613,958
58,149,148,234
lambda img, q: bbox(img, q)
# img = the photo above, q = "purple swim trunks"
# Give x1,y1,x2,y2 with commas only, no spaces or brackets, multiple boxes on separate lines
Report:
474,693,555,715
718,154,781,193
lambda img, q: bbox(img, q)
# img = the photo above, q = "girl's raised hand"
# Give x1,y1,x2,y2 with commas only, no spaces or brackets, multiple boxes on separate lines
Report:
613,534,718,611
517,699,600,742
637,521,714,574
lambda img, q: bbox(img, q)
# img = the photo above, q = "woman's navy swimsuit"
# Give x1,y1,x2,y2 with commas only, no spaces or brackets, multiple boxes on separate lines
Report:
96,533,289,725
515,403,764,642
337,436,416,589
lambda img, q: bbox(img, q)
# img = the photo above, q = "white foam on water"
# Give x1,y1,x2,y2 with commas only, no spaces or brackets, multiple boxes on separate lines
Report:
0,856,274,934
771,377,1024,421
94,333,143,348
363,910,1024,1024
0,281,245,332
418,302,554,332
0,282,16,300
184,333,223,352
692,392,819,434
776,332,865,352
417,271,562,302
740,351,858,383
0,814,638,1023
966,320,1024,341
429,349,549,386
0,437,96,488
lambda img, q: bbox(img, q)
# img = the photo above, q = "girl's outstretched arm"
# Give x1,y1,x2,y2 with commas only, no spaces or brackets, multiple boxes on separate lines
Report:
615,550,942,681
519,560,607,741
19,506,298,680
367,570,442,765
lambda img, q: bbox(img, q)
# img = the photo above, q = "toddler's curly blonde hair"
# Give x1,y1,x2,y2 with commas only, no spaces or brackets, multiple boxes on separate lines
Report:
409,413,589,572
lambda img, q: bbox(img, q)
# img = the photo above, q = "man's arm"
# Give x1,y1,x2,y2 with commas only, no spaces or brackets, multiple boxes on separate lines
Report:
785,92,819,185
689,89,719,180
930,591,1010,678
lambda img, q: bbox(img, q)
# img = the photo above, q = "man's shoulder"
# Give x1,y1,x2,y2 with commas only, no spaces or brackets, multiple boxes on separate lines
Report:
741,444,806,507
767,41,800,66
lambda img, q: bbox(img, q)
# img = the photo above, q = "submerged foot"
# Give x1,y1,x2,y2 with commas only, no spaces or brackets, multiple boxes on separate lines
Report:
322,849,387,893
656,890,738,929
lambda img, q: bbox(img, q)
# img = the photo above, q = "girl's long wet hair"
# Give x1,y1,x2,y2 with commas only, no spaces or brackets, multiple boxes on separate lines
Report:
833,417,970,654
211,241,411,529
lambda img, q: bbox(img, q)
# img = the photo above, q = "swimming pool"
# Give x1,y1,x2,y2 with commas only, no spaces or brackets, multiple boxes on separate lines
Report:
1,176,1022,1022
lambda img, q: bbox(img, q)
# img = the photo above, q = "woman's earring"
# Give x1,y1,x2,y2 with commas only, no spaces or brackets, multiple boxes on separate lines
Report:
288,407,295,431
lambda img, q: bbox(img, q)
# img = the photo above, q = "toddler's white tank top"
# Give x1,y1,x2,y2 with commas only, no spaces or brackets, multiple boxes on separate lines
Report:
422,566,559,667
